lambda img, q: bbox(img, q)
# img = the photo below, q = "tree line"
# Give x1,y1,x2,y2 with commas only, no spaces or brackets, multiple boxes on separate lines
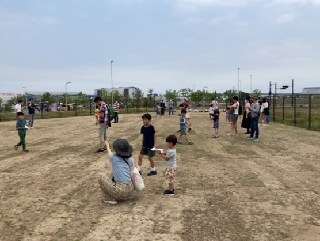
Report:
0,88,262,112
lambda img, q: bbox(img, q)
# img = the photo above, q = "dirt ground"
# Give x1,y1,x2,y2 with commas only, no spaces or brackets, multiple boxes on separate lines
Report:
1,112,320,241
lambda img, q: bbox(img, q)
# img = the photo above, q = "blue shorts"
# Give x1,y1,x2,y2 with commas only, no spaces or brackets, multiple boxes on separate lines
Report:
214,122,219,129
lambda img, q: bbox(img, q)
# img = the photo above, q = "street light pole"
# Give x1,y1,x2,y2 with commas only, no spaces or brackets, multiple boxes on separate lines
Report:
250,75,252,95
292,79,294,107
111,60,114,104
202,86,208,110
22,87,27,104
238,68,240,100
65,82,71,110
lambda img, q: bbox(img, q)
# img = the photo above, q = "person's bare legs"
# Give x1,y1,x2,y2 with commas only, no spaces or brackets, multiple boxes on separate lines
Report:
169,183,174,192
234,122,238,134
138,154,143,167
148,157,155,168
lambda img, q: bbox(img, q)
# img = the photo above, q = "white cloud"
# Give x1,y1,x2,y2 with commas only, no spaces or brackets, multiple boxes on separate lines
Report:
277,13,297,23
0,8,60,28
273,0,320,5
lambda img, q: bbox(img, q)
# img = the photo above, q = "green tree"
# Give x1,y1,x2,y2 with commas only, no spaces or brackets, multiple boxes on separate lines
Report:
190,90,203,104
75,92,89,105
101,89,111,104
147,89,155,108
165,89,179,106
60,93,71,106
134,89,143,110
223,89,238,100
252,89,262,97
114,90,121,103
179,88,192,100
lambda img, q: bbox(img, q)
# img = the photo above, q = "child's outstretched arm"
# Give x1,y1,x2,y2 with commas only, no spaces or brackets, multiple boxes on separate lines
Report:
156,150,169,161
105,141,113,157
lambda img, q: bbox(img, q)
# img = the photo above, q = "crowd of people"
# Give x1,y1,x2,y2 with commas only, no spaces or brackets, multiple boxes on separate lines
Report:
12,95,270,204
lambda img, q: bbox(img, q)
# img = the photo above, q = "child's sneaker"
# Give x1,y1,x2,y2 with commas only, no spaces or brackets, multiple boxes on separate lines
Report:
188,128,192,132
14,145,18,150
252,138,259,142
177,141,183,144
164,190,175,196
104,200,117,205
23,149,29,152
147,170,157,176
96,148,106,153
188,142,194,145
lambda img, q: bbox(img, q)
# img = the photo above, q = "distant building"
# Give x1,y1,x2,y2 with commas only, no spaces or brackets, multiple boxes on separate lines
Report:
24,91,88,102
0,93,23,104
301,87,320,94
94,86,139,99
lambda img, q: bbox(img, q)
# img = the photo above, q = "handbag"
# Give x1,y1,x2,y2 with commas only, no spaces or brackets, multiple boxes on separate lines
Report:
122,158,145,191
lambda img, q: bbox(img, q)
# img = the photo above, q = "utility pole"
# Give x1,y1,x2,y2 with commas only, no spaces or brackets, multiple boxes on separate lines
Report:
292,79,294,107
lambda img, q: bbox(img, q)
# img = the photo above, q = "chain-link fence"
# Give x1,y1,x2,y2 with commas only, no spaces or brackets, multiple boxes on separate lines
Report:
270,94,320,131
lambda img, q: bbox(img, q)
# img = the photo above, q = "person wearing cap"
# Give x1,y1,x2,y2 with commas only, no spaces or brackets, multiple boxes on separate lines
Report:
248,96,260,141
28,98,36,129
98,139,134,204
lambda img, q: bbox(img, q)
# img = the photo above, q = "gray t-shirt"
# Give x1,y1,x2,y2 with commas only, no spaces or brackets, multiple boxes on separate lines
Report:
251,102,260,118
110,154,133,184
166,149,177,169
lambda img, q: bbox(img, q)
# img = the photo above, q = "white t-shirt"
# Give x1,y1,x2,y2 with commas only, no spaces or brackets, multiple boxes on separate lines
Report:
15,104,22,112
260,102,268,113
232,102,239,115
211,100,219,110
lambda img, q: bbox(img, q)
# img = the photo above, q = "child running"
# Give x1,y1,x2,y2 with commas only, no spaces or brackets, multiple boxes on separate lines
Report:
212,109,220,138
138,113,157,176
14,112,29,152
156,135,178,196
177,109,193,145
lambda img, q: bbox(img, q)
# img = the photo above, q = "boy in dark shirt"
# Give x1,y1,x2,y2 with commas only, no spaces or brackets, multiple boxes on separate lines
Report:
138,113,157,176
15,112,29,152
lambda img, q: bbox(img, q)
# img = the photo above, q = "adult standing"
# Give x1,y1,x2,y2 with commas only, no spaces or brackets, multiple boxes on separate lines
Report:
259,98,268,126
113,99,120,123
168,99,174,116
160,100,166,118
241,96,251,134
15,100,24,115
227,96,239,135
248,96,260,141
94,96,110,153
211,98,219,111
28,99,36,129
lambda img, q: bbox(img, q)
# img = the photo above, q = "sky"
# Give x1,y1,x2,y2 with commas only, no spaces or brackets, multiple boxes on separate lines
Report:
1,0,320,96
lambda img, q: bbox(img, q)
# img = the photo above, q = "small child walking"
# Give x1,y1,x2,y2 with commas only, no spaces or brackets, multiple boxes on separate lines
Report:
15,112,29,152
177,109,193,145
212,109,220,138
157,135,178,196
138,113,157,176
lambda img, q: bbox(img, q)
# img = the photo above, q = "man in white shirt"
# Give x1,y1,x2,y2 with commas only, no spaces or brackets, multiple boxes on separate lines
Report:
15,100,24,115
227,96,239,136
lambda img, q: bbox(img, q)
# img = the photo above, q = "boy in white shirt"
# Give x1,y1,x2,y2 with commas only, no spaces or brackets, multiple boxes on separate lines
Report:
157,135,178,196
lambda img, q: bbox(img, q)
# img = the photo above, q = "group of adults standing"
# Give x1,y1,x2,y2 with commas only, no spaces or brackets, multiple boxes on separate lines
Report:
156,99,175,117
241,96,270,141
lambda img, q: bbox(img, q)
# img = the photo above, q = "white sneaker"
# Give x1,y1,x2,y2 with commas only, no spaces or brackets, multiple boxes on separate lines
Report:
262,124,266,127
104,200,117,204
227,133,233,136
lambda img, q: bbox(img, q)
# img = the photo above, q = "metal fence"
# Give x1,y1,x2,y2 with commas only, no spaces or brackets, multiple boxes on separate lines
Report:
270,94,320,131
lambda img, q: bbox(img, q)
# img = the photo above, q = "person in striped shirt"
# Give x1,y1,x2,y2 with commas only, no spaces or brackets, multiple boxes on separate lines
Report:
113,99,120,123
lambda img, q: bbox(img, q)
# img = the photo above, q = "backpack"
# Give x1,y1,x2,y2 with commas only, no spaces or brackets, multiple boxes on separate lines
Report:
238,104,243,116
109,106,115,121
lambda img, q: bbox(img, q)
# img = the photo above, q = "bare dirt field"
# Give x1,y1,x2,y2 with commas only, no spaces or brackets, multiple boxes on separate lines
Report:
1,112,320,241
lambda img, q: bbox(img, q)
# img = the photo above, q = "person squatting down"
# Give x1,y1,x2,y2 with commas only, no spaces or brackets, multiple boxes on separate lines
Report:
138,113,157,176
157,135,178,196
98,139,134,204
